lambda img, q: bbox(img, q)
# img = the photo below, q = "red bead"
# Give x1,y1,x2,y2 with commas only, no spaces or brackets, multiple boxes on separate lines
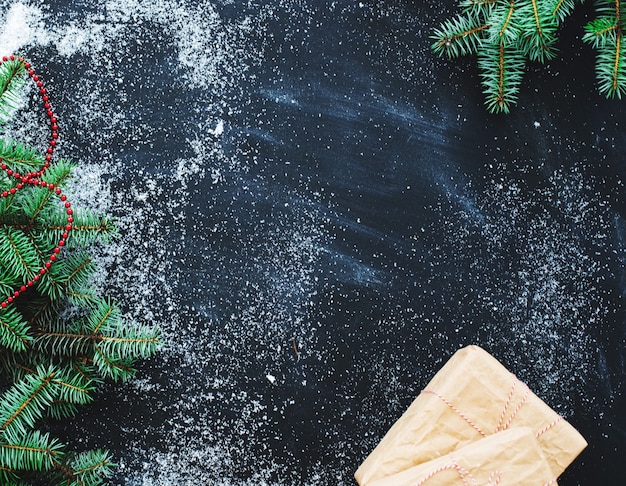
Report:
13,291,19,297
45,262,51,269
2,56,7,62
64,202,70,208
58,241,65,247
67,217,74,223
9,188,15,195
53,247,61,254
16,184,22,189
62,232,68,239
42,95,48,101
47,148,53,154
67,209,73,215
20,286,26,292
44,103,50,109
2,192,8,197
50,255,56,261
55,188,61,195
48,183,54,189
9,55,14,60
1,302,7,308
6,170,11,175
24,62,30,68
39,268,46,275
7,297,12,303
52,132,58,139
34,275,40,281
50,140,56,147
65,224,72,231
39,88,46,94
37,81,43,88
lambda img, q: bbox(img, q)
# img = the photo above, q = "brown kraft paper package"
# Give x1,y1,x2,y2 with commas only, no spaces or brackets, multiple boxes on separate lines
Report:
354,345,587,485
368,427,557,486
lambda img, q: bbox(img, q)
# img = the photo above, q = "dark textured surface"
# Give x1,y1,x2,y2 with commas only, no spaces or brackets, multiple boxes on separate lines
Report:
2,0,624,484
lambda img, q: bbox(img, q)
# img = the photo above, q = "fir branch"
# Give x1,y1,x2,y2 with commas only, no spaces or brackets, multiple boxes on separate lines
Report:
0,60,26,127
549,0,585,24
17,160,75,223
487,1,521,46
583,16,619,48
46,401,79,421
92,346,136,381
584,0,626,98
0,227,41,280
431,13,490,58
46,366,95,407
19,188,58,225
0,306,31,353
34,299,159,371
613,30,623,94
478,41,527,113
595,32,626,97
0,463,18,484
460,0,498,15
57,449,114,486
517,0,559,62
99,330,160,360
33,329,94,358
0,282,19,302
38,252,95,302
0,55,160,483
0,140,45,174
0,429,64,472
39,209,116,248
0,369,57,438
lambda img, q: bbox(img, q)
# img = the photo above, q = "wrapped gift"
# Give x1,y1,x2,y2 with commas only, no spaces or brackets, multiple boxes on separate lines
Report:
368,427,557,486
355,345,586,485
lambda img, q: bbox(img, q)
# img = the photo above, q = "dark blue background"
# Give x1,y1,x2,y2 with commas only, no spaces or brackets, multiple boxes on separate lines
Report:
13,0,625,484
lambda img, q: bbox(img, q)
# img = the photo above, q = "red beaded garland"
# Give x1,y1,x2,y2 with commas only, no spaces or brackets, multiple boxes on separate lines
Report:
0,56,73,308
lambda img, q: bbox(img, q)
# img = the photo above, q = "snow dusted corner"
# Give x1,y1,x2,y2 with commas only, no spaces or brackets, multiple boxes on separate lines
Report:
0,0,624,485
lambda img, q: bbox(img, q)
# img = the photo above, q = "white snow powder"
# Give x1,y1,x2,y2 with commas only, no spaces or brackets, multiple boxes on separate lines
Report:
0,2,49,57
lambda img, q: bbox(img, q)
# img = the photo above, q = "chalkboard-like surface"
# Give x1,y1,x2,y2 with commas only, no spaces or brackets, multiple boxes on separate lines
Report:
2,1,624,484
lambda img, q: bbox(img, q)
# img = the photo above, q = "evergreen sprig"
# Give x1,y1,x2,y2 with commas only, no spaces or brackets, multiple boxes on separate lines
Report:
0,56,160,485
431,13,488,58
0,60,26,126
582,0,626,98
432,0,626,111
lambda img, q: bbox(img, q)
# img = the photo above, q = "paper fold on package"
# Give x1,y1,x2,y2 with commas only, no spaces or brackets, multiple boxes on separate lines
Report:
368,427,557,486
354,345,586,485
